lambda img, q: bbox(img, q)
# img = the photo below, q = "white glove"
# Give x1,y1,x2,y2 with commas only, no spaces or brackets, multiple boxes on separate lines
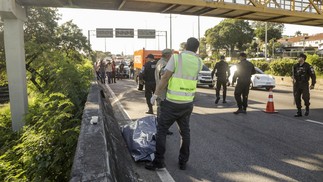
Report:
150,94,158,105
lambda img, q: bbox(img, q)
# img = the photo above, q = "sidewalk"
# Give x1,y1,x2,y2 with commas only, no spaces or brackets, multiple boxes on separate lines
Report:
274,76,323,90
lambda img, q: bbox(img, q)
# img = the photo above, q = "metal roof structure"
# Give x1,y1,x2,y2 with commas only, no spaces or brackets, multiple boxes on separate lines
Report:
16,0,323,27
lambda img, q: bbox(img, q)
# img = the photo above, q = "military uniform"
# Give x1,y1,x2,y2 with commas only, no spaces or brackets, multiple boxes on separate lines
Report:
143,59,157,114
212,59,230,103
293,62,316,116
232,58,256,113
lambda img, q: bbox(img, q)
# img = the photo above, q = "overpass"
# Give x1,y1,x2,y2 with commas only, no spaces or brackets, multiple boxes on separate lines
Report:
1,0,323,130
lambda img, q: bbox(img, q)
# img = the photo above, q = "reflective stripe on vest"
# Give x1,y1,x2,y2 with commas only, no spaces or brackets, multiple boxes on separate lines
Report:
166,53,202,103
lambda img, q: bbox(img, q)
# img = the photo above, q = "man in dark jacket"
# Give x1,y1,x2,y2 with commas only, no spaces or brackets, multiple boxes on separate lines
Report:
143,54,157,114
293,53,316,117
232,53,256,114
211,55,230,104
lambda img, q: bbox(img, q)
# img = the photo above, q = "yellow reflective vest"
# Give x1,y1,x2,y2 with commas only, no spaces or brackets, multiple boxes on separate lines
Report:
166,52,202,103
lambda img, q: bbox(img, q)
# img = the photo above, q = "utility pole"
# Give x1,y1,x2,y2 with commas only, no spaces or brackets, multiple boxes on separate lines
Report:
170,14,172,49
265,22,268,61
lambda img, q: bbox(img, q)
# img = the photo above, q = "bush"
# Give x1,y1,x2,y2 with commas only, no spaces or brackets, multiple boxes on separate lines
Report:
250,60,270,72
269,58,297,76
0,56,93,181
306,54,323,74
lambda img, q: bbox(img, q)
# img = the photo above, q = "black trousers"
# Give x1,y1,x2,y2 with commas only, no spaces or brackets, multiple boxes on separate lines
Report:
294,83,310,109
234,82,250,109
155,100,193,164
144,82,156,111
215,79,227,101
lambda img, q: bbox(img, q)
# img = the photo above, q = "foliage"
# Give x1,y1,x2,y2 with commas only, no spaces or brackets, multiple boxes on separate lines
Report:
199,37,208,60
205,19,253,56
306,54,323,74
0,7,93,181
250,60,270,72
252,21,284,42
0,93,81,181
269,58,297,76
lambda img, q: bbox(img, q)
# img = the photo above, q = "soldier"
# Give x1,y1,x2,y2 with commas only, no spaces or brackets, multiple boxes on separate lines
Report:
232,53,256,114
292,53,316,117
142,54,157,114
211,55,230,104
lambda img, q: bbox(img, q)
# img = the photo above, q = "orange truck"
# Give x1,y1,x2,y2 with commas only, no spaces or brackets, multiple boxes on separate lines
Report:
133,49,163,90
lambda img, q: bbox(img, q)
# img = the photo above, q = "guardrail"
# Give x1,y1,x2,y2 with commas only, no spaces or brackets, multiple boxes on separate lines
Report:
70,82,138,182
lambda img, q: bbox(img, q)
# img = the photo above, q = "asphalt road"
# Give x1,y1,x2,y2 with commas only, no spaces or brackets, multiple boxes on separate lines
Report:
108,80,323,182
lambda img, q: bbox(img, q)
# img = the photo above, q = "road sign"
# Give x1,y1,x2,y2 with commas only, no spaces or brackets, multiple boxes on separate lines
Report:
96,28,113,38
115,28,134,38
138,29,156,39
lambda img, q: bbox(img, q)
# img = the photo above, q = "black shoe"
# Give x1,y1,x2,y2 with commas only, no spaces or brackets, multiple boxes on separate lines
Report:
234,109,244,114
215,97,220,104
294,112,302,117
242,108,247,114
179,162,186,170
304,110,309,116
166,131,173,135
222,100,227,103
145,161,165,171
145,110,154,114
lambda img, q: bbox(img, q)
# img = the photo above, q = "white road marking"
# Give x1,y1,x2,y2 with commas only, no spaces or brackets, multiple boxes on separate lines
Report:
306,119,323,126
105,84,176,182
157,169,176,182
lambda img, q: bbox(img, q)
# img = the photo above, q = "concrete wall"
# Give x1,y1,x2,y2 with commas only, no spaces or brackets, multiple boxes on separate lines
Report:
70,82,138,182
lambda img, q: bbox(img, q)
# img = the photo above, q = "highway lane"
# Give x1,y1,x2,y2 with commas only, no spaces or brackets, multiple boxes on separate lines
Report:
108,80,323,182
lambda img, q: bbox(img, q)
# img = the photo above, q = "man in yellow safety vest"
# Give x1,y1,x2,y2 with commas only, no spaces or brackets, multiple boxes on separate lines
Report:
146,37,202,171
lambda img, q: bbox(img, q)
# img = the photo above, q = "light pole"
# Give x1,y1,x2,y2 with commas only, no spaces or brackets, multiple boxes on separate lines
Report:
265,22,268,61
156,31,168,49
87,30,95,46
170,14,172,49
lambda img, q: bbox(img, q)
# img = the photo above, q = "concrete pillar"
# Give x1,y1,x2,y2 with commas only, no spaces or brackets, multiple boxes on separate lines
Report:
0,0,27,131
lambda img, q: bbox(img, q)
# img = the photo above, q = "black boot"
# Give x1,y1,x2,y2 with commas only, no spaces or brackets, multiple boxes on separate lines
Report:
215,97,220,104
305,106,309,116
294,109,302,117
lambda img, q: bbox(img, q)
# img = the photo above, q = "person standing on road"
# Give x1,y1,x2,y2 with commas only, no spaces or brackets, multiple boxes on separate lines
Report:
146,37,203,171
99,59,106,84
129,60,134,79
106,60,113,84
211,55,230,104
154,48,173,135
143,54,157,114
232,52,256,114
292,53,316,117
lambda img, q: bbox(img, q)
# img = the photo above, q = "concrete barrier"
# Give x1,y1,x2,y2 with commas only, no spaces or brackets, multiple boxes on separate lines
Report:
70,82,138,182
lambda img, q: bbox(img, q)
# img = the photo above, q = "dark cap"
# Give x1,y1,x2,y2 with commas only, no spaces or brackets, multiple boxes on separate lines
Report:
299,53,307,60
146,54,154,59
239,52,247,57
220,55,225,60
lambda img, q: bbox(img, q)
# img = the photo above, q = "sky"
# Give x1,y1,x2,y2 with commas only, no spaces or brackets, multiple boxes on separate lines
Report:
57,8,323,55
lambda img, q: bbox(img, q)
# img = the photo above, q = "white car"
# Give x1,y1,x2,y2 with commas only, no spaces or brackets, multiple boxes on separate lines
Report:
228,65,275,90
197,65,215,88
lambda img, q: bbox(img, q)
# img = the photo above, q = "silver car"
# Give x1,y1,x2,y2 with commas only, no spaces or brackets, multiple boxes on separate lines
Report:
197,65,215,88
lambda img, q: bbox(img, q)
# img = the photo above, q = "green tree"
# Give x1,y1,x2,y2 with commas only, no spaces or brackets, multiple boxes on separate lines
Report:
252,21,284,42
199,37,208,59
205,19,254,56
0,7,93,181
24,8,91,93
295,31,302,36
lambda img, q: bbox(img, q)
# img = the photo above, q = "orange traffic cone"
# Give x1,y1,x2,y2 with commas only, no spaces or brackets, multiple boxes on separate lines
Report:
264,88,278,113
